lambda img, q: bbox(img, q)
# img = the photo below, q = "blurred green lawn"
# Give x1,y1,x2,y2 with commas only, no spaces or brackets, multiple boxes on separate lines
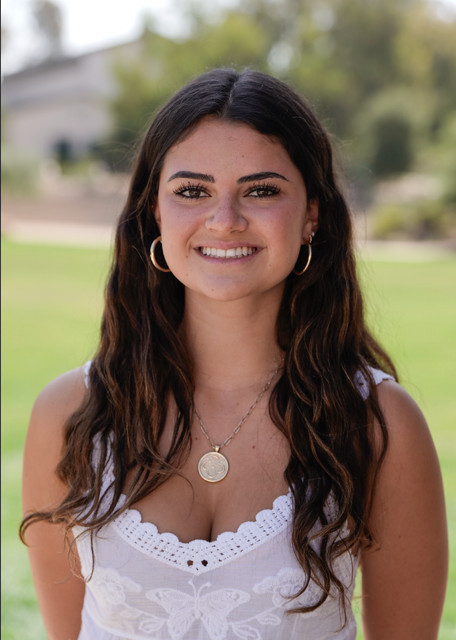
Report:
2,237,455,639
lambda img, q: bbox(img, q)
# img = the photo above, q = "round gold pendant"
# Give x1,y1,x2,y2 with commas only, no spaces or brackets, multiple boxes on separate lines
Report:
198,450,229,483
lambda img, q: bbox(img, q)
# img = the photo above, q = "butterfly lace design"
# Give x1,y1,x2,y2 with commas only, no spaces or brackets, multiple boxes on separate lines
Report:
146,582,251,640
85,565,318,639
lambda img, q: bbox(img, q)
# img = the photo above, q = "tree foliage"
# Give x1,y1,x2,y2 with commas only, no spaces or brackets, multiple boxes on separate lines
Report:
105,0,456,181
32,0,63,58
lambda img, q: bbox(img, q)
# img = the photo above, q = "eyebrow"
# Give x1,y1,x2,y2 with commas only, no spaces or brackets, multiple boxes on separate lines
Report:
167,170,289,183
237,172,289,184
167,171,214,183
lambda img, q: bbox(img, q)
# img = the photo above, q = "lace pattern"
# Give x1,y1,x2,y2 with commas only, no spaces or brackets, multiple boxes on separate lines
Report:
79,561,358,640
74,362,390,638
113,491,293,574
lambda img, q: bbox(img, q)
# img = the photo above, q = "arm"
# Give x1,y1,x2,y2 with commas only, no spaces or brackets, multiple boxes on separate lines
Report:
361,381,448,639
22,367,88,640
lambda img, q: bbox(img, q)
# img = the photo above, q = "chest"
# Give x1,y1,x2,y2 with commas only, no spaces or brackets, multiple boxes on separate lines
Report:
128,408,291,543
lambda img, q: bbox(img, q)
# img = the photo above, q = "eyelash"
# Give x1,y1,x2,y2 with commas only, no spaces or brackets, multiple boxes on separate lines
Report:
173,182,208,198
172,181,281,199
247,183,280,198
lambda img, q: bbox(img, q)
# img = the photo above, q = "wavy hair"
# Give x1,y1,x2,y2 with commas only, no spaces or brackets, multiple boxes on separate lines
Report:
21,68,397,617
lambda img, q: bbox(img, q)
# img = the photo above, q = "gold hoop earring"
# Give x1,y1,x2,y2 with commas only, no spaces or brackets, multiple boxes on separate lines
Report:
293,234,313,276
150,236,171,273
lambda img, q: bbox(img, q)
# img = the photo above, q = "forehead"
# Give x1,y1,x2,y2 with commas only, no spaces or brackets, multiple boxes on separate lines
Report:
160,117,294,175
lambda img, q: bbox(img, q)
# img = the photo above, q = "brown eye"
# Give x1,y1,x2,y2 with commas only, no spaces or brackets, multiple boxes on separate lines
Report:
248,183,280,198
173,182,209,199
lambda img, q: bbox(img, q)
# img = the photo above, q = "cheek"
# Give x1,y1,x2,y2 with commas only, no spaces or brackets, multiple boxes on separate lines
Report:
272,208,307,243
264,222,303,271
159,204,194,239
159,213,199,269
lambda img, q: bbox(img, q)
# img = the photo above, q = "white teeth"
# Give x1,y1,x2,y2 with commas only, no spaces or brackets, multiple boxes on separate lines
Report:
200,246,256,258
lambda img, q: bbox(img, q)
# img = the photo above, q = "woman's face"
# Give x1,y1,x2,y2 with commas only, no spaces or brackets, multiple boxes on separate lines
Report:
154,117,318,304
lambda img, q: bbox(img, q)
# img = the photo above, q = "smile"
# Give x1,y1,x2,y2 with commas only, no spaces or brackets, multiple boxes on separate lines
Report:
199,247,258,258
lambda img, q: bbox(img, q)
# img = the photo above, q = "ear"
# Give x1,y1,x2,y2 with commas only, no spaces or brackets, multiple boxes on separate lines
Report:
153,201,161,230
302,198,319,243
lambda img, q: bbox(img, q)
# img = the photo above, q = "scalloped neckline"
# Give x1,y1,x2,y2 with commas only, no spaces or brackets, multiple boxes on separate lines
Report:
100,447,293,549
111,488,294,573
117,486,292,545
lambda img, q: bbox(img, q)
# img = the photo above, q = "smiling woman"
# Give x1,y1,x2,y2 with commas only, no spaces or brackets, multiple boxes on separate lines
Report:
20,68,448,640
154,117,317,302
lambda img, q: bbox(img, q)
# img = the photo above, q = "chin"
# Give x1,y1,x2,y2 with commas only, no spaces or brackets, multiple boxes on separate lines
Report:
184,279,286,306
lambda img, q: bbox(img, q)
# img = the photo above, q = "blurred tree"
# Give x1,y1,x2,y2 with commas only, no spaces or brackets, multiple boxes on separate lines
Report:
395,3,456,127
193,11,270,70
434,112,456,204
354,85,438,179
239,0,406,134
32,0,63,58
371,113,413,176
104,10,270,168
102,0,456,182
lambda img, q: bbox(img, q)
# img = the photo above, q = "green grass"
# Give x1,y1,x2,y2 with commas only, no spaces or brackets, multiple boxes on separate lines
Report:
356,254,456,639
1,237,455,638
1,238,110,639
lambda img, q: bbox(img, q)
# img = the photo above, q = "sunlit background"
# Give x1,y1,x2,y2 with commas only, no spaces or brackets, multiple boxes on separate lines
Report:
2,0,456,245
1,1,456,638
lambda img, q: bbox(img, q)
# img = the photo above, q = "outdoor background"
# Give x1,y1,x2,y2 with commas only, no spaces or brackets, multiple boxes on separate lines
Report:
2,0,456,637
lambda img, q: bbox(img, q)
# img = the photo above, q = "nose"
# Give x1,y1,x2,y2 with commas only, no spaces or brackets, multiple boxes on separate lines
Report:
205,199,247,233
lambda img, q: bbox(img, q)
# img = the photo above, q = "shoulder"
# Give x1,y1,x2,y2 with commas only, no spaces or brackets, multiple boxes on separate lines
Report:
35,363,89,406
375,378,435,457
22,368,89,634
361,379,448,637
357,376,443,524
371,378,443,498
23,365,89,508
30,365,89,439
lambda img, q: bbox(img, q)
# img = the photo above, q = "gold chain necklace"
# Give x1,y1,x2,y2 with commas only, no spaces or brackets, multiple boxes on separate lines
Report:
194,368,279,483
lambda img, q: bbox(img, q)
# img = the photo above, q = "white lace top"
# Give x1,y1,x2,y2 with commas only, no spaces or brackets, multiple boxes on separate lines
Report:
75,367,393,640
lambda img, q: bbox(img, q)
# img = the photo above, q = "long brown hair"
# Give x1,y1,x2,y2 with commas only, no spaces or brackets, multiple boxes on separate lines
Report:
21,68,397,616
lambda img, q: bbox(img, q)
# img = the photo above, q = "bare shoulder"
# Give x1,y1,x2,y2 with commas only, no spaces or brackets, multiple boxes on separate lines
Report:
372,378,446,530
33,365,88,415
375,378,436,453
23,365,89,512
29,366,88,440
22,366,89,637
361,379,448,639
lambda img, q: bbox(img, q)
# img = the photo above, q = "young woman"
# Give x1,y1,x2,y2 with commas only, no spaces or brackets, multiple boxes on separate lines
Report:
21,68,448,640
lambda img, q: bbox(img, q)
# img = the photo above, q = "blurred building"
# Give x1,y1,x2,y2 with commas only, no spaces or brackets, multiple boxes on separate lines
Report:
2,40,140,162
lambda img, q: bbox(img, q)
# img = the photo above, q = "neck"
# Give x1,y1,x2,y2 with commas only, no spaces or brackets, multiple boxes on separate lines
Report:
182,293,284,392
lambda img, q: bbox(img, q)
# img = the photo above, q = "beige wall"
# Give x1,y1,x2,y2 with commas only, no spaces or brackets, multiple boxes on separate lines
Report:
2,42,139,159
